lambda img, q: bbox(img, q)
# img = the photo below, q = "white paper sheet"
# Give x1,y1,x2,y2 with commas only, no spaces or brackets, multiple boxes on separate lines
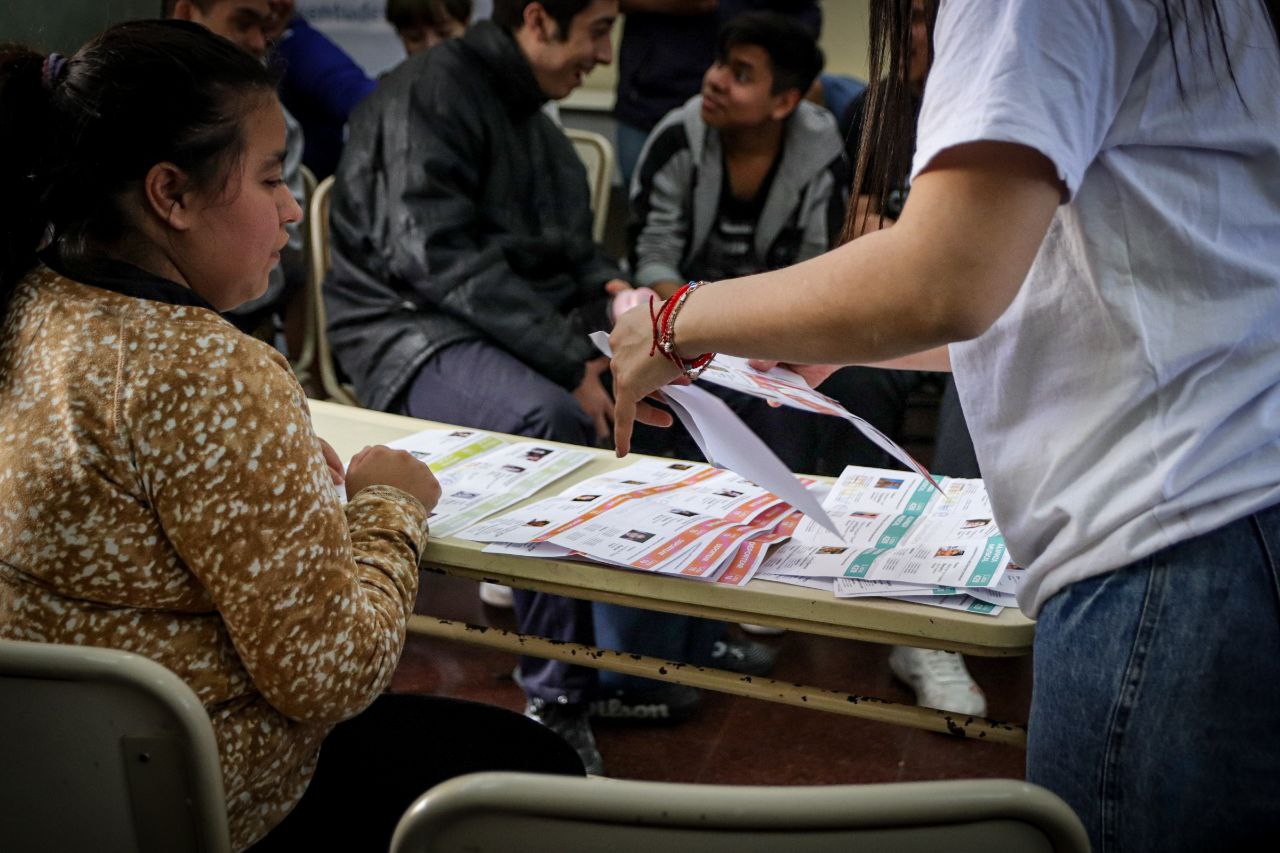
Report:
693,353,938,487
591,331,840,536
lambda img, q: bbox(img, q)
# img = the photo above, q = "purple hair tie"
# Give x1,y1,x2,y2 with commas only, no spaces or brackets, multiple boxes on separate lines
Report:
42,53,68,90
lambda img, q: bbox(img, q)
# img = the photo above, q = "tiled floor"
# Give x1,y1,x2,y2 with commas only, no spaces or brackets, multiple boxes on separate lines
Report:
390,573,1032,785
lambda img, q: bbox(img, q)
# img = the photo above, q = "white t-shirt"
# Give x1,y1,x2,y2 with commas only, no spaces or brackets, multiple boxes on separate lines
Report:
911,0,1280,616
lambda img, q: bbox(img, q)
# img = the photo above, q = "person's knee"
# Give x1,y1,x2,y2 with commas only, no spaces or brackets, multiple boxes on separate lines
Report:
521,392,593,445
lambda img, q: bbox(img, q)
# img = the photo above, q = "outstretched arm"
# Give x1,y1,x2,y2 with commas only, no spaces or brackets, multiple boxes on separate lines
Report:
610,140,1061,454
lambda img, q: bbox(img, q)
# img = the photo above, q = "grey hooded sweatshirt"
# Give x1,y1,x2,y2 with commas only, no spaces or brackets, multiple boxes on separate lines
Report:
629,96,848,288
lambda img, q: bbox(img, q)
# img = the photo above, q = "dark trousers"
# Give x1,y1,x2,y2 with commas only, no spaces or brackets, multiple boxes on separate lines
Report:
401,339,684,704
816,368,980,478
249,694,584,852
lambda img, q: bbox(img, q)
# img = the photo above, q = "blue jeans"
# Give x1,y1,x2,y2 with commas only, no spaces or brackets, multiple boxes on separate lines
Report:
615,121,649,190
591,603,726,692
1028,502,1280,852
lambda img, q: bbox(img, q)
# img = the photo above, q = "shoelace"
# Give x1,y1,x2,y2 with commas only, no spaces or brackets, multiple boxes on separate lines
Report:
917,651,974,686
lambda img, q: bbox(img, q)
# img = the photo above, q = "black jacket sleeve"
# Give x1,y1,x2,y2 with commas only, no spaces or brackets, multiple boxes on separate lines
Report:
384,74,598,390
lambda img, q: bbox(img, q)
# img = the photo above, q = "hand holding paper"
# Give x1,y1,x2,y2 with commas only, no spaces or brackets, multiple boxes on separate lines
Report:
592,332,840,536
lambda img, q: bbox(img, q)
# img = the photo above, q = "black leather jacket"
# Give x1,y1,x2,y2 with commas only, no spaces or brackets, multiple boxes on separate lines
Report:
325,22,619,411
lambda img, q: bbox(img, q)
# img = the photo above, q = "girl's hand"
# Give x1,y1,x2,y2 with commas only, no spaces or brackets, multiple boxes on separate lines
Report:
747,360,843,390
345,446,442,513
317,437,346,487
608,303,685,457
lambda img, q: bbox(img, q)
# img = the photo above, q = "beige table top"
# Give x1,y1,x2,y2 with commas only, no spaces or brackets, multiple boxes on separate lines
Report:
310,400,1035,657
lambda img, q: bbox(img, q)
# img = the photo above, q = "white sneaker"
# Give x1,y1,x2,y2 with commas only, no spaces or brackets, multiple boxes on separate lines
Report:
888,646,988,716
738,623,786,636
478,582,515,608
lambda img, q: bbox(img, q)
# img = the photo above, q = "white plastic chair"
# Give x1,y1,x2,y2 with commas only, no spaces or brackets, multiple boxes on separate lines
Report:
0,639,231,853
390,772,1089,853
307,174,361,406
565,128,615,243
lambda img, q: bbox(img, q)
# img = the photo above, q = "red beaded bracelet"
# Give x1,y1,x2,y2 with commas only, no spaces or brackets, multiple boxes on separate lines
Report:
649,281,714,379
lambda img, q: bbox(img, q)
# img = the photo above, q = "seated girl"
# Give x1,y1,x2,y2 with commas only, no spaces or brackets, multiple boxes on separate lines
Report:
0,20,578,851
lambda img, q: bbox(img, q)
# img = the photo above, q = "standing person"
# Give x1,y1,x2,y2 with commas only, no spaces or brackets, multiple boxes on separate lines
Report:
163,0,309,346
0,21,581,853
610,0,1280,848
329,0,717,776
614,0,820,185
265,0,379,179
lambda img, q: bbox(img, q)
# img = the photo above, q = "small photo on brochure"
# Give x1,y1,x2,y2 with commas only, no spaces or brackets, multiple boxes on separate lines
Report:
621,530,656,543
572,494,600,502
934,546,966,558
524,448,553,462
817,546,848,555
962,518,992,529
874,478,904,490
448,430,473,437
524,519,552,528
501,465,526,474
669,508,699,518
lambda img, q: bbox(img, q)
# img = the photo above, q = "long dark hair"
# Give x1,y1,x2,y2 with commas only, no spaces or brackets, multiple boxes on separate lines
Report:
841,0,1280,244
0,19,277,316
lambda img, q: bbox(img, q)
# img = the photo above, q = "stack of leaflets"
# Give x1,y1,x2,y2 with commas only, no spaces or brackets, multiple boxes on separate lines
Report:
384,428,594,539
755,466,1020,616
456,456,1018,616
459,457,807,586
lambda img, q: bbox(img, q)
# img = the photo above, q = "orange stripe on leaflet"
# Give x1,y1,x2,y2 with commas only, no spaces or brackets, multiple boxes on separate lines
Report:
532,468,721,542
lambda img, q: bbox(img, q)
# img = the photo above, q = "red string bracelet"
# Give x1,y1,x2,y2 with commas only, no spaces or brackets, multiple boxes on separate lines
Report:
649,281,714,379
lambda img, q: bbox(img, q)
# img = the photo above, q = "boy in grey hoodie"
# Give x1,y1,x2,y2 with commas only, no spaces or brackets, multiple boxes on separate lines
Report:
630,11,844,300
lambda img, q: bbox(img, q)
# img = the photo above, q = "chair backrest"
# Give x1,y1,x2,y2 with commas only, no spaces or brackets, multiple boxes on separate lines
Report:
390,772,1089,853
0,639,231,853
291,164,319,385
564,128,615,243
307,174,360,406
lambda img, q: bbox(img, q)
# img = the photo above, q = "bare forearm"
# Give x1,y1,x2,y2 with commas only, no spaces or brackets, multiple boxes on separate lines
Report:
868,344,953,372
672,227,970,365
670,144,1060,366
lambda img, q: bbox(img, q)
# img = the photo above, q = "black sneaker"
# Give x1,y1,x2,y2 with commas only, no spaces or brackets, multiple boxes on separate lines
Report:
709,638,776,676
524,698,604,776
587,683,701,724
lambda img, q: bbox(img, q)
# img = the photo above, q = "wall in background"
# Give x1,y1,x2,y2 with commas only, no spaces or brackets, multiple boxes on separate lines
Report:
2,0,154,53
0,1,871,104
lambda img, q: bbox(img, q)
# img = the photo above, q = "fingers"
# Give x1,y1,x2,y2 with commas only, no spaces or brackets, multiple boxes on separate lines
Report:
747,359,778,372
318,438,345,485
603,278,632,295
614,393,636,457
635,399,673,427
